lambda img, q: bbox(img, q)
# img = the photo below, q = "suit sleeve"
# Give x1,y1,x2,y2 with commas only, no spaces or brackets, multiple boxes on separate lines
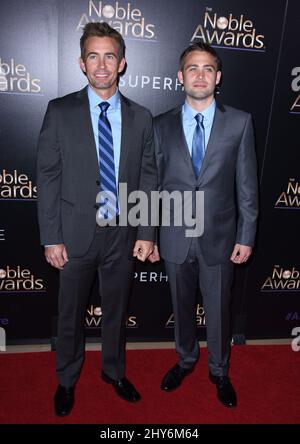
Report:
36,101,63,246
137,111,158,242
235,114,259,247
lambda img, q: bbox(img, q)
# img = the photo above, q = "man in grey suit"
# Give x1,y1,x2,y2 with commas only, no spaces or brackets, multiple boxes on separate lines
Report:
149,42,258,408
37,22,156,416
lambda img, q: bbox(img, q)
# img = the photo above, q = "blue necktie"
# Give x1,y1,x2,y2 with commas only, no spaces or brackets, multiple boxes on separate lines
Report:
191,113,205,177
98,102,118,220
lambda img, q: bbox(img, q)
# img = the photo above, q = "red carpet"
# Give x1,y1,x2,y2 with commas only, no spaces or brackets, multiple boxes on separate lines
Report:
0,345,299,424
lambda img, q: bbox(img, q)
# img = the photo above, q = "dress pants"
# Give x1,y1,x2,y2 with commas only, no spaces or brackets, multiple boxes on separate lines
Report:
164,237,234,376
56,225,134,388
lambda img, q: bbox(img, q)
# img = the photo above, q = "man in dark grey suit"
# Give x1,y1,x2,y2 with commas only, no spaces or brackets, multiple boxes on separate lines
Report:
37,22,156,415
149,43,258,408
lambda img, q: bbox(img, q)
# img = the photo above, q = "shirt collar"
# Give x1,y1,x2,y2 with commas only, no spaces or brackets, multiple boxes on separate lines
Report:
183,99,216,124
87,86,120,111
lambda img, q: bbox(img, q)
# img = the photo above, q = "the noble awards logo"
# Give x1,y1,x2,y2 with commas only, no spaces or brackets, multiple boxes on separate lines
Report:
290,67,300,114
261,265,300,292
0,169,37,200
85,305,137,328
166,305,205,328
274,179,300,209
0,266,45,293
77,1,156,40
191,7,265,51
0,58,41,94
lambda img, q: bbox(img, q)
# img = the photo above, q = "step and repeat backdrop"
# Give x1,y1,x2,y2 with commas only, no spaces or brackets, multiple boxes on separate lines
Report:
0,0,299,343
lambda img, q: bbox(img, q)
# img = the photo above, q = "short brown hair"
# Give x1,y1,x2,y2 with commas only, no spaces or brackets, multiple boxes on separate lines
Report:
80,22,126,61
179,42,222,72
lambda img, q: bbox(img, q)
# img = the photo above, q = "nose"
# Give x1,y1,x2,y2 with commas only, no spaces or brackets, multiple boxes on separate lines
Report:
98,57,106,69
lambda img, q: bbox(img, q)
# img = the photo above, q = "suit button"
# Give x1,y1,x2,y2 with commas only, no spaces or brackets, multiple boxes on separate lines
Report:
96,180,100,185
195,186,199,191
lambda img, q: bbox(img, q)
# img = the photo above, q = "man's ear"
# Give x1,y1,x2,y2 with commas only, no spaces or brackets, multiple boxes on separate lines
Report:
79,57,86,73
118,57,126,74
178,70,183,85
216,70,221,85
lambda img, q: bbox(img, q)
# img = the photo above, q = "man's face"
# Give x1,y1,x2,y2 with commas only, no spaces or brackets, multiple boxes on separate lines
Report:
80,36,125,98
178,50,221,103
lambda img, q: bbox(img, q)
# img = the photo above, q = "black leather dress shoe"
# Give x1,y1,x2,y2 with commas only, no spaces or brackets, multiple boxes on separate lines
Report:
209,372,237,408
101,371,141,402
54,384,75,416
161,364,193,391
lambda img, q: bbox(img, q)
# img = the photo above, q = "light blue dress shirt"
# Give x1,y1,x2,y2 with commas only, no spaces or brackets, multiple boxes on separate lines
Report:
87,86,122,183
182,99,216,156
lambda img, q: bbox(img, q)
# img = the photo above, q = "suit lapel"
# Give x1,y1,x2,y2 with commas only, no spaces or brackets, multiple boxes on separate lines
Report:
75,87,99,173
198,102,226,184
118,94,135,183
171,107,196,175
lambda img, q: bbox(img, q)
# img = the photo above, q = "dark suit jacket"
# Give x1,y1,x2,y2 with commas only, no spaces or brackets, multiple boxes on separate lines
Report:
37,87,157,257
154,101,258,266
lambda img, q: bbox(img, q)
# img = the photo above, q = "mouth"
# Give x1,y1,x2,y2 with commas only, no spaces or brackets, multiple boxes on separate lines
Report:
193,82,207,88
94,72,110,79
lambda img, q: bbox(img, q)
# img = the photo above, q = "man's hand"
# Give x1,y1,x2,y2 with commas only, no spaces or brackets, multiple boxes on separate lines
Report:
148,245,160,263
45,244,68,270
133,240,154,262
230,243,252,264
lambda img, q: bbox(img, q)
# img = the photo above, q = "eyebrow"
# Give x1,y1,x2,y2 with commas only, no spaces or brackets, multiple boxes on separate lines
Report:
86,51,117,58
185,63,216,70
104,52,117,57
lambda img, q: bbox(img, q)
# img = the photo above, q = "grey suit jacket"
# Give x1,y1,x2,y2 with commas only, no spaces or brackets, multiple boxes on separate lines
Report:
154,101,258,266
37,87,157,257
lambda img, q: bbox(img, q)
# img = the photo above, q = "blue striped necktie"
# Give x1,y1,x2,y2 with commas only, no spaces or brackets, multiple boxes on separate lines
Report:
192,113,205,177
98,102,118,220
